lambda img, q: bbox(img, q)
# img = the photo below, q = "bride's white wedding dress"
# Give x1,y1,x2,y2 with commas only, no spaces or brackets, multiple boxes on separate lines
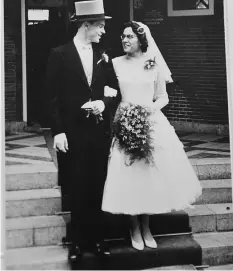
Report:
102,55,202,215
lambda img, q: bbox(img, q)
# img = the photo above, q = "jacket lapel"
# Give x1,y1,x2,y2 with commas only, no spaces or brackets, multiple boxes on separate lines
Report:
69,41,89,87
91,48,99,86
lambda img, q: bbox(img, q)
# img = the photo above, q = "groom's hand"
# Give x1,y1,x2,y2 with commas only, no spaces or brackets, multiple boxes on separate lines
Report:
91,100,105,115
53,133,68,153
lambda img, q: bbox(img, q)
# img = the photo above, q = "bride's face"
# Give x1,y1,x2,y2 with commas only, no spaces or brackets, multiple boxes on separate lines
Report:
121,27,141,54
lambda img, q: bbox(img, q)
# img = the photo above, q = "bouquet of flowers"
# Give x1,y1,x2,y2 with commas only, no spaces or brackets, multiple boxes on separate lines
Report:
113,104,154,166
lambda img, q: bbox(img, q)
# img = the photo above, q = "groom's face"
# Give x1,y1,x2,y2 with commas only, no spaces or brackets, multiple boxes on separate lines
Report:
86,20,106,43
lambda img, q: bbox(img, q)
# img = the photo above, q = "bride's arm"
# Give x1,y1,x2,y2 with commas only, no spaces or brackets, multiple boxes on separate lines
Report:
152,69,169,110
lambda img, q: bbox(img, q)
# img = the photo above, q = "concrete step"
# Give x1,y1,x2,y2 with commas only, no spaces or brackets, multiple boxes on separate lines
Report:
6,174,231,205
190,158,231,180
4,245,70,270
205,263,233,270
152,265,198,270
196,179,232,204
5,177,231,221
194,231,233,267
186,203,233,233
3,234,201,270
5,231,233,270
6,203,232,250
6,215,66,249
6,164,57,191
6,188,61,218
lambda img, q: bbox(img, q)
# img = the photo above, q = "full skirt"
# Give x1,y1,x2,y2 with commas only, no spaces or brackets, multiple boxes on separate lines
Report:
102,105,202,215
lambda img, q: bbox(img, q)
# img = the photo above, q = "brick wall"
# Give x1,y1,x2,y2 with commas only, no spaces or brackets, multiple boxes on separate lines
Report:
164,0,228,125
137,0,228,125
4,0,23,123
4,19,17,121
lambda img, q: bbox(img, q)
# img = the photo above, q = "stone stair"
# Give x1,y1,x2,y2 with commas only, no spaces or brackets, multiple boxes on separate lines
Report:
6,215,65,249
4,133,233,270
195,179,232,204
190,158,231,180
6,188,61,218
5,164,57,191
6,202,233,250
5,231,233,270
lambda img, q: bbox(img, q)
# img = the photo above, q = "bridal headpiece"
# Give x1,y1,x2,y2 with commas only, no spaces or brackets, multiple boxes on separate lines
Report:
132,21,173,83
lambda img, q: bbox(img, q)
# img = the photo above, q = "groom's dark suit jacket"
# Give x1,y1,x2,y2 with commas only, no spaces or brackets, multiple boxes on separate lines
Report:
45,41,120,237
46,41,119,151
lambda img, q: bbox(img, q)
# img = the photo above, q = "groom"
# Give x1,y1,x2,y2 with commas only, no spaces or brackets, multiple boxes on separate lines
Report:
46,0,118,262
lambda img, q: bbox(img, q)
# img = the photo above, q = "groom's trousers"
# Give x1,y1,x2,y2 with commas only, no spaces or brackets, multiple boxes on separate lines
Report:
57,116,111,247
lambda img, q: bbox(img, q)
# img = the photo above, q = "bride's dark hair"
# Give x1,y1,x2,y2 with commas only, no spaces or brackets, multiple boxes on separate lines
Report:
124,21,148,53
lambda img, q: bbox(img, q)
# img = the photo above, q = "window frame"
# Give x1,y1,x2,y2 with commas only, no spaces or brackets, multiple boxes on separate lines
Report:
167,0,214,17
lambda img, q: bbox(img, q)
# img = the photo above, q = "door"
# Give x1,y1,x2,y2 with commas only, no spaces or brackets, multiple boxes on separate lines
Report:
26,4,69,126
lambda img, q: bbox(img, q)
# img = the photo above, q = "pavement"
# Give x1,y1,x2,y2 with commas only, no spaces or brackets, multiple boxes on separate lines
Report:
5,130,231,172
5,131,55,168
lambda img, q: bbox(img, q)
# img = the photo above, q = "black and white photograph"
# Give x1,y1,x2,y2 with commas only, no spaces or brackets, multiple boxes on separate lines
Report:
1,0,233,270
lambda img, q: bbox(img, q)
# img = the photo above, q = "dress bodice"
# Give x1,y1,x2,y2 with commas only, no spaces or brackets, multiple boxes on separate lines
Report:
113,55,158,107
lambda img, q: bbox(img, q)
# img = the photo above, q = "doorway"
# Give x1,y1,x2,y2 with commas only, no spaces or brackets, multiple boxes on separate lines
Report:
26,2,69,126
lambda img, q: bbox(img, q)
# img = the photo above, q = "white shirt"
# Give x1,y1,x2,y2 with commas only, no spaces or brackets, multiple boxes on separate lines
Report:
73,38,93,86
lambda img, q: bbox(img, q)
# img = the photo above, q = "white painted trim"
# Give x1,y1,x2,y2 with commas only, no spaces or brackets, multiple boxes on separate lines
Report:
130,0,134,21
168,0,214,17
21,0,27,122
224,0,233,203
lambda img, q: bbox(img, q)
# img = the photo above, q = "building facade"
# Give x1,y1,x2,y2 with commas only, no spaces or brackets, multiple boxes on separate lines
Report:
4,0,229,134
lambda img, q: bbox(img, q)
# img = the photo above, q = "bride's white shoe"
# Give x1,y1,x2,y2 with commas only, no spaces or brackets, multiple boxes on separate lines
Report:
143,236,157,249
130,230,144,251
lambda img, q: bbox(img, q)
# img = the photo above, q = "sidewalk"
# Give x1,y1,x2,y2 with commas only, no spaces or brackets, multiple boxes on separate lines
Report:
5,130,231,180
5,130,56,168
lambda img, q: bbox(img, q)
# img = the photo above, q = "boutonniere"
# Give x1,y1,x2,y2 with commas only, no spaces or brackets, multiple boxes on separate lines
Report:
97,52,109,65
144,57,156,70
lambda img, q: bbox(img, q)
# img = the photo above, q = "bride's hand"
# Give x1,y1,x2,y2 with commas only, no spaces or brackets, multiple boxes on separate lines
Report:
104,86,117,97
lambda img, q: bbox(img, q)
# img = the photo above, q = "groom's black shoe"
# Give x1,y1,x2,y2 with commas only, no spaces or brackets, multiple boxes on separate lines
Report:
93,242,111,257
68,244,83,263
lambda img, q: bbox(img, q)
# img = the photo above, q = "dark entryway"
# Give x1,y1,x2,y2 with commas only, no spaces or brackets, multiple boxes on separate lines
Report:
26,0,130,127
26,2,69,126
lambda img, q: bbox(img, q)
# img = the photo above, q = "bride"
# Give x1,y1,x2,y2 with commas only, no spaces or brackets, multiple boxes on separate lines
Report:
101,21,202,251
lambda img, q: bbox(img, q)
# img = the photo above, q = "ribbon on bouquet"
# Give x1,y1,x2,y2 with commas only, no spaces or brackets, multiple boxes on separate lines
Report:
86,111,103,124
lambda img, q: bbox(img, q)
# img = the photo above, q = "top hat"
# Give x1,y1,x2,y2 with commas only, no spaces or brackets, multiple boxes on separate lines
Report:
71,0,112,22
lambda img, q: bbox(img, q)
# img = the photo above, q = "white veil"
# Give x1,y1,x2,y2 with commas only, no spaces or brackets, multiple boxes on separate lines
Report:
135,21,173,83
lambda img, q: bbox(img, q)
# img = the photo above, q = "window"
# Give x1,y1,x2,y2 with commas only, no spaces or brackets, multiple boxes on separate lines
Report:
168,0,214,16
28,9,49,25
